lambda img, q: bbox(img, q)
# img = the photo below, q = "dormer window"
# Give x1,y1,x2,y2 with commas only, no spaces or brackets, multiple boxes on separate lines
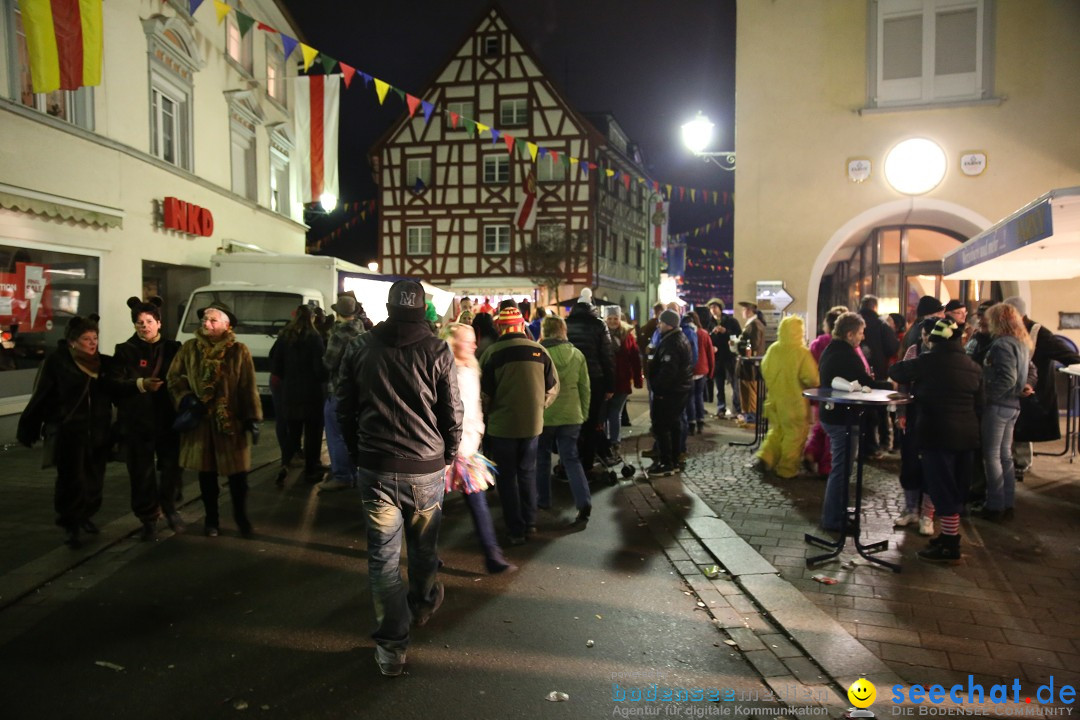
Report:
483,35,501,57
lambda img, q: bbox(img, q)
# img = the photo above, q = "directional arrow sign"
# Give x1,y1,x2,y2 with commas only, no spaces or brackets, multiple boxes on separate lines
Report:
771,288,794,312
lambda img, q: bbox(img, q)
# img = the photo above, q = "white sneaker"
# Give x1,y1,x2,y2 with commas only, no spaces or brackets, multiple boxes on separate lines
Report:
893,511,918,527
918,515,935,536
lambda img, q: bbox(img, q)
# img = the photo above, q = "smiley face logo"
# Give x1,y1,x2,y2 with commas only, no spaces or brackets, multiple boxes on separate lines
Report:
848,678,876,708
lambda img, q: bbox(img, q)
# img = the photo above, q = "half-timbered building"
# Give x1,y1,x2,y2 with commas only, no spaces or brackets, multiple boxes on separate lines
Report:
370,6,659,322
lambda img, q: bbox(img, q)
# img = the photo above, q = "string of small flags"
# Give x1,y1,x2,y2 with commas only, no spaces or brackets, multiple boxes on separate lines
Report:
306,199,378,251
667,214,733,244
191,0,734,205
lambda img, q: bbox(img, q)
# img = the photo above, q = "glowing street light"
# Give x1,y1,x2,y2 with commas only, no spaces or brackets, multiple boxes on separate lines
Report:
681,112,735,171
319,191,338,212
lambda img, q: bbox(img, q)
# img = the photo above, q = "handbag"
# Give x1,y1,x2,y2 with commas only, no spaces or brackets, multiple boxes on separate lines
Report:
41,422,60,470
172,394,207,432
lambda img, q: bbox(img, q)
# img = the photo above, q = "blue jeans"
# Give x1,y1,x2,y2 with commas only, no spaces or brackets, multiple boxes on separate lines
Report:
983,404,1020,511
487,435,539,538
463,490,511,572
359,467,444,662
686,377,707,423
324,396,357,486
605,394,629,445
536,425,592,511
821,420,857,530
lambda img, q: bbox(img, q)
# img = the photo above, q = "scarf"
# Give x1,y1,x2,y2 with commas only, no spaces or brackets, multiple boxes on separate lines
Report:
69,346,101,377
195,328,237,435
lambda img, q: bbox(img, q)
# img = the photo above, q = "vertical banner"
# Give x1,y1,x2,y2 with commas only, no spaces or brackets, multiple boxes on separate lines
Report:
514,169,537,231
17,0,104,94
295,75,340,204
667,244,686,277
649,199,670,250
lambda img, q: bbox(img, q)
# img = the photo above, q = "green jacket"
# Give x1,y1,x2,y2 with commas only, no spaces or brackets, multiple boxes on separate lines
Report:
480,333,559,438
541,339,591,427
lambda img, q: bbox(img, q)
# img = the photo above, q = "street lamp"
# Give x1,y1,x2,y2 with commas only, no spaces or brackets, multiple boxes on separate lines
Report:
681,112,735,171
319,191,338,212
367,261,379,272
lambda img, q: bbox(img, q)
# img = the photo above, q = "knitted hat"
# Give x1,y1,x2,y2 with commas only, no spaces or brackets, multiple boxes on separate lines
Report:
706,297,725,309
1003,296,1027,316
386,279,426,321
915,296,944,317
65,314,100,342
197,301,237,327
944,299,966,313
659,309,680,329
494,306,525,330
331,291,358,316
929,318,958,342
602,305,621,319
127,296,163,324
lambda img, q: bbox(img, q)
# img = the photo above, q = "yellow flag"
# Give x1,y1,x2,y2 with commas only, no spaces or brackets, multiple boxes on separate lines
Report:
475,122,489,136
605,169,615,177
526,142,538,162
213,0,230,24
690,189,696,202
569,157,578,164
374,78,390,105
665,184,673,197
300,43,319,72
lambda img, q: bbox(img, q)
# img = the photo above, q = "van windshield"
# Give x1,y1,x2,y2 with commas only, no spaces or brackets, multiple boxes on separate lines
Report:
182,291,304,337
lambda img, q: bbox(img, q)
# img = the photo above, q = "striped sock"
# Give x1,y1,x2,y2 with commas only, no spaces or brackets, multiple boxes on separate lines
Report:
940,514,960,536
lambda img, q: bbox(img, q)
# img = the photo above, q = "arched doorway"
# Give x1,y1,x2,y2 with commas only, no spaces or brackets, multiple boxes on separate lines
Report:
805,199,1031,332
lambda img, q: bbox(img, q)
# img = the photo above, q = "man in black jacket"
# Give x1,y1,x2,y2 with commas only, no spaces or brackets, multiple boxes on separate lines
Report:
707,298,742,418
565,294,616,472
858,295,899,456
648,310,693,476
337,280,463,678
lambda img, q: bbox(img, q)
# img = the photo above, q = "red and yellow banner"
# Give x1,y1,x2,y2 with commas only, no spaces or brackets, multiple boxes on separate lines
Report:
18,0,103,94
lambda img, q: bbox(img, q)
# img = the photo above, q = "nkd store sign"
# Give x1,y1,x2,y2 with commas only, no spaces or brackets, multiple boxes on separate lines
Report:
161,197,214,237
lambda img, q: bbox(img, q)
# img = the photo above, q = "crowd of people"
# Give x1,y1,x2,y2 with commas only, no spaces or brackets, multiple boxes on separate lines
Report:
13,281,1078,675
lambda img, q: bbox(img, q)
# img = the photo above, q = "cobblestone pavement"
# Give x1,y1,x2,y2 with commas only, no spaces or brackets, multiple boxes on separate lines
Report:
658,411,1080,693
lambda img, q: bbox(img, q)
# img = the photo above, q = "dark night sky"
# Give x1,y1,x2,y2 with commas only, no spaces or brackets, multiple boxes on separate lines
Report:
279,0,737,276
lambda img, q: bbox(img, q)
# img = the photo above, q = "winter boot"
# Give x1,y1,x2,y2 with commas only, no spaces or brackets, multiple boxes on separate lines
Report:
918,533,961,563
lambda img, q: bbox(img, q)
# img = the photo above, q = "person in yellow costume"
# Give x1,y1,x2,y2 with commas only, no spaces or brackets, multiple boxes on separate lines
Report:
755,315,818,478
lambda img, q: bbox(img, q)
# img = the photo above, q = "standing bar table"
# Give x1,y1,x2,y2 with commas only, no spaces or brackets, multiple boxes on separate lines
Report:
729,356,767,450
1050,365,1080,463
802,387,912,573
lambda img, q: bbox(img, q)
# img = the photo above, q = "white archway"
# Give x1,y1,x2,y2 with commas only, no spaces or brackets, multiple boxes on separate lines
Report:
805,197,1031,328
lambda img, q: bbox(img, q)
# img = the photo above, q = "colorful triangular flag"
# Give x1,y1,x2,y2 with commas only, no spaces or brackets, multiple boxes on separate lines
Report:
213,0,230,24
406,94,421,117
340,62,356,88
320,54,337,74
281,34,298,60
235,11,255,36
299,43,318,72
373,78,390,104
421,100,435,124
189,0,205,15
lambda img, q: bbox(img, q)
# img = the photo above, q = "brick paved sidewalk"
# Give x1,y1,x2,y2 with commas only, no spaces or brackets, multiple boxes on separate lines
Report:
661,412,1080,693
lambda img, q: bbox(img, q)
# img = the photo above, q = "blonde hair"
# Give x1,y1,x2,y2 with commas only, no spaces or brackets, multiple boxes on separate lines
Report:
440,322,479,370
541,315,567,340
986,303,1034,352
456,310,474,325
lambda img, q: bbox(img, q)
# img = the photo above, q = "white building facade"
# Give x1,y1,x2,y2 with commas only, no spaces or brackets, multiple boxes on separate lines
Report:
0,0,308,427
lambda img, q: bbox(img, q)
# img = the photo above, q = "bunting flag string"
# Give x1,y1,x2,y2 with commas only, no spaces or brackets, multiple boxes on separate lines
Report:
305,199,378,252
666,214,733,245
188,1,735,206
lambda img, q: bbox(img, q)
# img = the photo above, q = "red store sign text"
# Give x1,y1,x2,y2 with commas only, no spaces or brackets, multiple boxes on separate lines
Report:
163,197,214,237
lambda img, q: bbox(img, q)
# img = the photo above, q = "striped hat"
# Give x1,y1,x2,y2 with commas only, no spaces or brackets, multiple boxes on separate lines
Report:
929,318,958,342
495,306,525,328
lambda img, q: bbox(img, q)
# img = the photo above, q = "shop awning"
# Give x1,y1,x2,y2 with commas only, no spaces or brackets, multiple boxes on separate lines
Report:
942,187,1080,280
0,183,124,229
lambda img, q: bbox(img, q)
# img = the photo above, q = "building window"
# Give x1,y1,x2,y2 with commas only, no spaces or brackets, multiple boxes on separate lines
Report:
483,35,501,57
406,158,432,189
225,12,253,75
446,100,474,128
483,156,510,184
499,98,528,126
268,124,293,216
407,226,432,255
537,153,566,182
484,225,511,254
266,37,286,106
151,74,191,169
231,129,256,201
868,0,992,108
636,240,644,268
143,16,202,171
623,237,631,264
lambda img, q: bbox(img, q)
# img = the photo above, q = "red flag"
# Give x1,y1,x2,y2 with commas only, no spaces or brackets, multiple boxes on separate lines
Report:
340,61,356,88
406,94,421,118
514,170,538,231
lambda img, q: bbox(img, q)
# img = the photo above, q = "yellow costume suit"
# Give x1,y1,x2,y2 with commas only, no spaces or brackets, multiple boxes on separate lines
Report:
756,315,818,478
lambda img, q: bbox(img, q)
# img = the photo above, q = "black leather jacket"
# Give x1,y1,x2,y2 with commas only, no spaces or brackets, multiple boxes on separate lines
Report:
336,318,462,474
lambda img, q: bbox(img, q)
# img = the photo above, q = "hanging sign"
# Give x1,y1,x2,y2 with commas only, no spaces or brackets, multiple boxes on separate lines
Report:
847,158,871,183
960,152,987,177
